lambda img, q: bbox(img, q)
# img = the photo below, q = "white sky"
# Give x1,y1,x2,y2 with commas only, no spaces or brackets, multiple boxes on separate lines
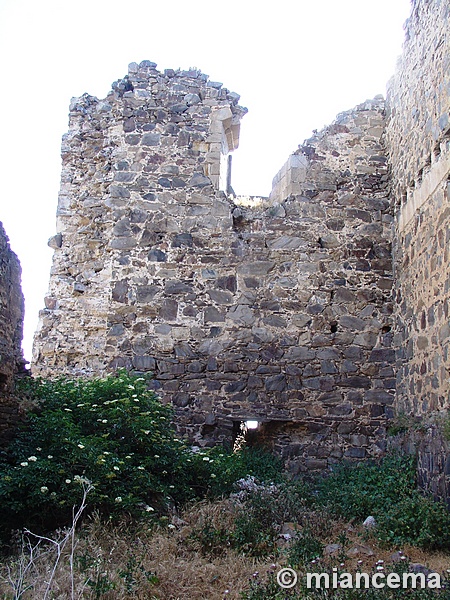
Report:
0,0,411,363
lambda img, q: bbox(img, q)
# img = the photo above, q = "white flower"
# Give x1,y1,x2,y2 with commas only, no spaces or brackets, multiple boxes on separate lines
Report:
113,466,120,471
168,524,176,530
77,444,85,449
202,457,210,462
102,419,108,423
20,462,28,467
28,456,37,462
145,506,154,512
137,466,145,470
40,486,49,493
211,473,217,478
154,455,160,459
47,455,53,459
65,479,71,484
115,497,122,503
36,447,42,451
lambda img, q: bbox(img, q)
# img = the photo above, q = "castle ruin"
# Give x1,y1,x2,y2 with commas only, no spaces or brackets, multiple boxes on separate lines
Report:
29,0,450,479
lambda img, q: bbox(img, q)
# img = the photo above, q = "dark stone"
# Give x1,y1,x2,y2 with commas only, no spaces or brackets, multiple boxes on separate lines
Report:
265,374,287,392
284,347,315,361
136,285,160,303
114,172,135,183
217,275,237,292
189,173,211,187
307,304,325,315
148,249,166,262
142,133,161,146
304,376,334,391
344,447,366,458
305,459,328,469
207,357,218,371
187,361,205,373
132,355,155,371
110,185,131,198
173,393,190,407
340,315,366,330
370,403,385,417
319,392,342,404
174,343,196,358
112,279,129,303
263,315,287,327
108,324,125,336
158,177,171,188
364,390,394,404
48,233,62,249
123,118,135,132
338,376,371,389
369,348,395,362
165,280,194,295
330,404,353,415
130,209,147,223
204,307,225,322
169,103,188,114
159,299,178,320
173,233,194,248
326,218,345,231
225,380,246,393
256,365,281,374
208,289,234,304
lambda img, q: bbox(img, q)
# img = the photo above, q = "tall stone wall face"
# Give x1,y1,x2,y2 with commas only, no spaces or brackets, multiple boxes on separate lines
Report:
386,0,450,417
33,71,394,469
0,222,24,441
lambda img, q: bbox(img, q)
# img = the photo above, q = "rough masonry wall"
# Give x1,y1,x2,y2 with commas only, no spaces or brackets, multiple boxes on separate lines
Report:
0,222,24,441
386,0,450,417
32,62,394,470
385,0,450,503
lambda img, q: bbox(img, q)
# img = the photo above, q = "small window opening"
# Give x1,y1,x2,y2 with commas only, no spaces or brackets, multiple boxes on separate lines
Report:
330,321,338,334
233,420,261,452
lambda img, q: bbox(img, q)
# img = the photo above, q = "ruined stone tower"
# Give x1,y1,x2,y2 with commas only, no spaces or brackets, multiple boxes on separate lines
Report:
32,61,394,469
32,0,450,474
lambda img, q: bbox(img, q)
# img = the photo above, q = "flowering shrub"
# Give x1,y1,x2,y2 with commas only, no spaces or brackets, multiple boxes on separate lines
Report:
0,372,283,539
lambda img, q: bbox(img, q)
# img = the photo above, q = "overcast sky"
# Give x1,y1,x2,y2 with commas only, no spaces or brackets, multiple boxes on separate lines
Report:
0,0,411,362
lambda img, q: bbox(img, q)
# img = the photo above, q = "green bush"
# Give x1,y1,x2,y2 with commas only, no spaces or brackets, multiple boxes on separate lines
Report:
315,453,450,551
375,491,450,550
315,454,416,520
0,372,183,534
0,372,283,539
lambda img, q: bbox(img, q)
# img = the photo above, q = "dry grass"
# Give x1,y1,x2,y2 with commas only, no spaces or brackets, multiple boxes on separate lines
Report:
0,499,449,600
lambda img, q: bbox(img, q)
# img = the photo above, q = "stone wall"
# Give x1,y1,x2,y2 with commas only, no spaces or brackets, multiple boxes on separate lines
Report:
0,222,25,441
386,0,450,417
385,0,450,499
32,61,394,469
